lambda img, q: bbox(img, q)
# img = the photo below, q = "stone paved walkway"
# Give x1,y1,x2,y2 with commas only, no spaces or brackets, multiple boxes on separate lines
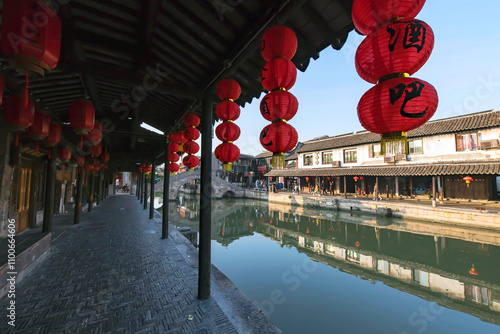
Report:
0,195,239,334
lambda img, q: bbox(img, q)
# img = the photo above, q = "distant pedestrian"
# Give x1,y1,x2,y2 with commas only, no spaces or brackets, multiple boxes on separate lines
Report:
294,184,299,194
322,182,327,195
116,178,119,192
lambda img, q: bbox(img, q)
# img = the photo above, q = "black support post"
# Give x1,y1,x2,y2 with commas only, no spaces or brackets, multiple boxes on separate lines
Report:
344,176,347,199
143,169,148,210
149,161,156,219
97,170,102,205
432,176,437,207
140,171,144,203
74,166,84,224
162,143,169,239
88,171,95,212
42,148,57,233
198,94,213,300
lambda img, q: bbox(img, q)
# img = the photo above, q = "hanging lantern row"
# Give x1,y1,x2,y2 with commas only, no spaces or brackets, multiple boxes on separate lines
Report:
183,113,200,172
215,79,241,171
259,25,299,168
353,0,438,156
167,131,187,175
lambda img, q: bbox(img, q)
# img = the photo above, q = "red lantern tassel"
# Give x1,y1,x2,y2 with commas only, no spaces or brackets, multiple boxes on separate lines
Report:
36,142,39,153
24,74,29,108
15,133,19,147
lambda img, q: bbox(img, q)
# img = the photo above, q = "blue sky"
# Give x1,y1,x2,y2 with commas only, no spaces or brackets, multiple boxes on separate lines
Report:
213,0,500,156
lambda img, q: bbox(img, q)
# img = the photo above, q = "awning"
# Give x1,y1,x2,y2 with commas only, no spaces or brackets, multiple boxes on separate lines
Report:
265,162,500,177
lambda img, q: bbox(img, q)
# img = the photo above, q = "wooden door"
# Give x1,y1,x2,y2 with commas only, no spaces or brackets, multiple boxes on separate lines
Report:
10,166,32,233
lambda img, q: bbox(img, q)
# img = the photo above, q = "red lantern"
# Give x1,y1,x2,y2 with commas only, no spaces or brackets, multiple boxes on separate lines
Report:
183,142,200,155
58,147,71,163
260,25,298,62
356,20,434,84
183,113,200,127
260,90,298,121
170,131,186,145
26,110,50,140
357,77,438,154
74,155,85,166
168,143,179,153
168,153,180,162
305,177,309,181
84,121,102,146
3,95,35,131
259,122,298,168
463,176,473,187
217,79,241,101
183,127,200,141
216,100,240,121
352,0,426,36
215,122,240,142
70,100,95,134
183,155,199,171
84,164,94,172
215,142,240,171
44,122,61,147
260,58,297,92
91,144,102,158
353,176,359,182
355,241,361,247
168,163,180,173
100,151,110,163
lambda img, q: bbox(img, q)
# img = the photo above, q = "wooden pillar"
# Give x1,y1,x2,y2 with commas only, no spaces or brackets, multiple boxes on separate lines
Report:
439,176,444,202
375,176,379,201
143,170,148,210
432,176,437,207
410,177,414,197
162,143,170,239
74,166,84,224
343,176,347,198
149,161,156,219
113,173,116,195
199,94,213,300
28,165,39,228
395,176,400,197
43,148,57,232
96,170,102,205
88,171,95,212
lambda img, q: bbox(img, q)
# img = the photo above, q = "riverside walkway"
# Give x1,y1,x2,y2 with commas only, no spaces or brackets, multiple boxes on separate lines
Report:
0,194,280,334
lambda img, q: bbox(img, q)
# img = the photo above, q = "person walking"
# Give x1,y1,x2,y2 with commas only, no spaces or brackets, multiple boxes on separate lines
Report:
115,178,119,192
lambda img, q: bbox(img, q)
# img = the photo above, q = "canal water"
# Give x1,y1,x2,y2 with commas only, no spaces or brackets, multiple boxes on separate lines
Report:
163,195,500,333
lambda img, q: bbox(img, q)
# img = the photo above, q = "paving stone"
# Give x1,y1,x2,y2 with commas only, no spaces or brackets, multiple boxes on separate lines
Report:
0,195,238,334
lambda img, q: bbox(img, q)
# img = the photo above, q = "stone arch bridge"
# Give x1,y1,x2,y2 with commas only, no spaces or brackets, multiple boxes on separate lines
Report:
154,170,246,199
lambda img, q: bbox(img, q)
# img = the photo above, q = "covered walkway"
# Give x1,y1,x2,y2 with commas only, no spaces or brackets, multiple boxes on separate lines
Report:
0,194,279,333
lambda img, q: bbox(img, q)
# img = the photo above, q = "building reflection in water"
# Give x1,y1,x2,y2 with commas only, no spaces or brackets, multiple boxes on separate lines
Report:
170,195,500,326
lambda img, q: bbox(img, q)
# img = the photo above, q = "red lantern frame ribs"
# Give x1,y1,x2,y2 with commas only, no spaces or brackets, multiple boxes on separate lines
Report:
259,25,299,168
215,79,241,171
353,0,437,156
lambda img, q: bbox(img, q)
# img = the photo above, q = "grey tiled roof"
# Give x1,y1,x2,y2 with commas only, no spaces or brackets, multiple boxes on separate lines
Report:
265,161,500,177
297,110,500,153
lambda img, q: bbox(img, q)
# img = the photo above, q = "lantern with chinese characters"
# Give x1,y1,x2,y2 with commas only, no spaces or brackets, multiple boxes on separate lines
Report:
43,122,61,158
70,100,95,148
1,0,61,108
182,113,200,172
463,176,473,187
353,0,437,155
259,26,299,168
3,95,35,146
26,110,50,152
215,79,241,171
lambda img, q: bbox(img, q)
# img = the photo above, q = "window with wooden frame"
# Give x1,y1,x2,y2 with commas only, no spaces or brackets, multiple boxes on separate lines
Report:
322,152,334,164
369,144,382,158
455,133,478,151
344,149,357,163
303,154,313,166
408,139,423,154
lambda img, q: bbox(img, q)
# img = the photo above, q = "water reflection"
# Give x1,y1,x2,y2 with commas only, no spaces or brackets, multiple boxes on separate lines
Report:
169,195,500,331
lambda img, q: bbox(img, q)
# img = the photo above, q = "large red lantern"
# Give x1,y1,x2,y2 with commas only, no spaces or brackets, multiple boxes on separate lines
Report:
260,25,298,62
216,100,240,121
100,151,110,163
168,143,179,153
74,155,85,167
355,19,434,84
168,153,180,162
1,0,61,108
70,100,95,134
168,163,180,173
357,77,438,154
183,141,200,155
260,58,297,92
26,110,50,140
58,147,71,170
214,143,240,168
182,155,199,170
91,144,102,158
215,122,240,142
352,0,426,36
216,79,241,101
183,127,200,141
43,122,61,151
183,113,200,127
260,90,298,121
84,121,102,146
3,95,35,144
259,122,298,167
